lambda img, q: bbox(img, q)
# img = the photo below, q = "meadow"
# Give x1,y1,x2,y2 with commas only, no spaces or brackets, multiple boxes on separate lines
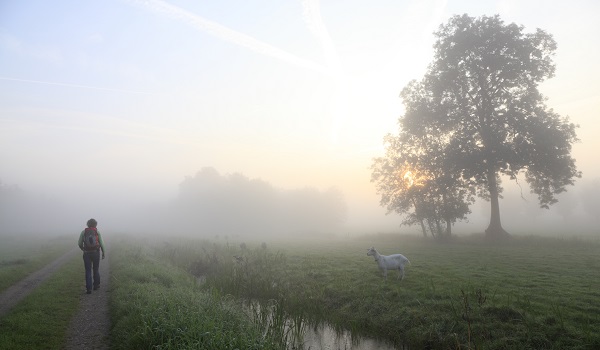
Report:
1,233,599,349
146,233,600,349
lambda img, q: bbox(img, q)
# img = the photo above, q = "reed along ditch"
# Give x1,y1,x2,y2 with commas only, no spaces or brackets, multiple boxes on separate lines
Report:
162,238,405,349
197,277,398,350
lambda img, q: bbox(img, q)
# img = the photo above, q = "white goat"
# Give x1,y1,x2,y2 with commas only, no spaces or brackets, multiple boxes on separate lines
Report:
367,247,410,280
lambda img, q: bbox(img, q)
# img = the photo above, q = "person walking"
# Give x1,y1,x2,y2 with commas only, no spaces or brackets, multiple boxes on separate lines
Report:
77,218,106,294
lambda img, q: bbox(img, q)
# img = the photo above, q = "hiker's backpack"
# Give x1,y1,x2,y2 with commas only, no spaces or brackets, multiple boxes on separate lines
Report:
83,227,100,251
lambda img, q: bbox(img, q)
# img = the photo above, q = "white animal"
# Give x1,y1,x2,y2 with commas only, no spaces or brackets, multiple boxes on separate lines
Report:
367,247,410,280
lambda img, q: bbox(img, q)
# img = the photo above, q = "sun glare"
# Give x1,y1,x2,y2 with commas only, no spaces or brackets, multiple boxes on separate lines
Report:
401,167,427,188
403,171,415,187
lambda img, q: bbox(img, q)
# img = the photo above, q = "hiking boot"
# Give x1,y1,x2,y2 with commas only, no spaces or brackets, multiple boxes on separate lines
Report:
86,290,92,294
93,285,100,290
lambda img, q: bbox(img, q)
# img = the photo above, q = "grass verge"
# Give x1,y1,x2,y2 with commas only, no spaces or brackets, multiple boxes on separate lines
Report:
0,253,81,349
0,235,75,293
109,239,287,350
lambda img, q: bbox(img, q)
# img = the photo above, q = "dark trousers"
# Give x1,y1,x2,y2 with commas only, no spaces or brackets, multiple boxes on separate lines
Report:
83,250,100,291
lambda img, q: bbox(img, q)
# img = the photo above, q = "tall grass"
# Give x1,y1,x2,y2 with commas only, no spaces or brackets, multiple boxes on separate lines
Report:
152,234,600,349
109,239,289,349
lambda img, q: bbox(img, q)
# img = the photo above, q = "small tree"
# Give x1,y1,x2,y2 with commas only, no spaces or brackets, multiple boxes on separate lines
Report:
372,126,474,238
379,14,580,239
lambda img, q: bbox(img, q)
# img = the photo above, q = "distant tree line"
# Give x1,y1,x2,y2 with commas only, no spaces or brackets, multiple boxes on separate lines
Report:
0,173,347,237
0,181,73,234
172,167,347,238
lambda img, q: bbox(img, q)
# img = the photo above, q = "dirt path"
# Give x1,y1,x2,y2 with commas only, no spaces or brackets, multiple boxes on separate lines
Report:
0,247,79,317
64,249,111,350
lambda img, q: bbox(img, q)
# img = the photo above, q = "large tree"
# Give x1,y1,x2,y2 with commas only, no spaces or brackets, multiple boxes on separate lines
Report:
377,14,581,239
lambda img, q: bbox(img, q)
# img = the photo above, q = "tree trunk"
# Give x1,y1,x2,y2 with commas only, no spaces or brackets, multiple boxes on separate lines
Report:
427,219,437,239
419,220,427,237
442,192,452,237
412,197,428,237
435,219,443,237
485,166,509,239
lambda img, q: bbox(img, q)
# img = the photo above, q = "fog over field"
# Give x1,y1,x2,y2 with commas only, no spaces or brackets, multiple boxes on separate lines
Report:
2,170,600,238
1,0,599,239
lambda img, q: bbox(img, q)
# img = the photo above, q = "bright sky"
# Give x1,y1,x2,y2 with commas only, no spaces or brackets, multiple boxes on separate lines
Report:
1,0,599,233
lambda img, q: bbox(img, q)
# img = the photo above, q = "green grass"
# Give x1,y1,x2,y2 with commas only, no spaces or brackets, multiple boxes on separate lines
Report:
0,235,75,293
0,253,82,349
109,240,289,350
4,233,596,349
151,234,600,349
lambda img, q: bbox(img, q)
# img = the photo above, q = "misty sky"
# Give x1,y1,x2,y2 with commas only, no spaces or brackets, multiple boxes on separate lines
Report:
1,0,599,235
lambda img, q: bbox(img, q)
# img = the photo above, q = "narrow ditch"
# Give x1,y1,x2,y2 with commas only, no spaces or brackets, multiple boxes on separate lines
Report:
196,277,399,350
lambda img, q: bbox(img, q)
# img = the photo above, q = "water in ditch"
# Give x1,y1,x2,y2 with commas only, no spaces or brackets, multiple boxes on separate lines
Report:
196,277,400,349
296,322,398,350
244,299,399,350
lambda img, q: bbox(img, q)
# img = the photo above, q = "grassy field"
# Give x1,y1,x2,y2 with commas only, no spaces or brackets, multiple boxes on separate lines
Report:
148,234,600,349
0,235,75,293
0,252,82,349
1,233,599,349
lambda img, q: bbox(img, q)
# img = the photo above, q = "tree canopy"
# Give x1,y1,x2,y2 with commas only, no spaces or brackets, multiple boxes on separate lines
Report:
371,128,474,238
372,14,580,239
